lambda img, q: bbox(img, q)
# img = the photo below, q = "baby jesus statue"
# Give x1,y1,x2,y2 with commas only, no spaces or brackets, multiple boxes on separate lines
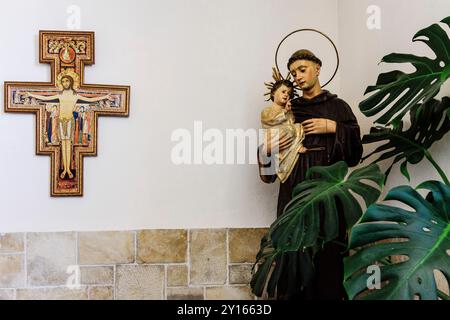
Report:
261,75,306,183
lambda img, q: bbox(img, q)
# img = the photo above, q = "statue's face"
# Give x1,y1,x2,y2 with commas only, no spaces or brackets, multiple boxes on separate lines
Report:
273,85,292,106
289,60,320,91
62,77,72,90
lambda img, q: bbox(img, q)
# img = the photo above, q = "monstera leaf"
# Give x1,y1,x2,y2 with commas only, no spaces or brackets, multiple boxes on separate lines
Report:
344,181,450,300
271,161,384,250
251,161,384,297
360,16,450,126
362,97,450,181
250,234,315,298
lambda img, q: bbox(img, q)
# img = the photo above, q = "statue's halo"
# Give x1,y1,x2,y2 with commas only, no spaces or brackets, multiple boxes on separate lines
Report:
275,28,340,89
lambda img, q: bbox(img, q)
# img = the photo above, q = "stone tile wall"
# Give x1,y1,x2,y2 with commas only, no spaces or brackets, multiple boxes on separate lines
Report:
0,228,267,300
3,228,446,300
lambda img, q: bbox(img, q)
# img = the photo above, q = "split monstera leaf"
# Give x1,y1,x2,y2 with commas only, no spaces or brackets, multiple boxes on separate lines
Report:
251,162,384,297
359,17,450,127
362,98,450,184
344,181,450,300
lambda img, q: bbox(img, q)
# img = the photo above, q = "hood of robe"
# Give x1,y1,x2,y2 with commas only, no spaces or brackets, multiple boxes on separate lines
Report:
295,90,338,106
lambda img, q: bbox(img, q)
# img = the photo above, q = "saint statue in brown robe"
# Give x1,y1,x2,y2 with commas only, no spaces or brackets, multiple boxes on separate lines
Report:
258,49,363,300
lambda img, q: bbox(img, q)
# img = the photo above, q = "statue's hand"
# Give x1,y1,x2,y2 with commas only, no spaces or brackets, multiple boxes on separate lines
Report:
285,99,292,111
301,118,336,135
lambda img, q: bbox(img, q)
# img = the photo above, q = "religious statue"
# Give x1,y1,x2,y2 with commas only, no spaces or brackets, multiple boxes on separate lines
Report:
258,31,363,300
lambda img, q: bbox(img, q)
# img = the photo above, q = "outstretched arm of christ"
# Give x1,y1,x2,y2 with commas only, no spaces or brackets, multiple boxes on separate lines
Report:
25,92,59,101
76,94,112,103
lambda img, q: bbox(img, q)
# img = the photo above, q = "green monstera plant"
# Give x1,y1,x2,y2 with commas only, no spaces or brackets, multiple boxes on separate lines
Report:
344,181,450,300
344,17,450,300
362,98,450,184
359,16,450,126
251,17,450,300
271,162,384,251
251,162,384,297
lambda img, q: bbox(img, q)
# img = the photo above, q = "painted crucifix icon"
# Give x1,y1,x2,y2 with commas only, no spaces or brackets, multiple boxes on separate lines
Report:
4,31,130,196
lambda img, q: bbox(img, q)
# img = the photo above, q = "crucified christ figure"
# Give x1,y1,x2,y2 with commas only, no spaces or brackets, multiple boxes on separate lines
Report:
24,75,113,179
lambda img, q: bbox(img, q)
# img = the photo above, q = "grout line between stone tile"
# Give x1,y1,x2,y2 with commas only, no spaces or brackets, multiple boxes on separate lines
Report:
11,285,89,290
24,233,28,288
113,264,117,300
0,252,23,256
78,264,116,268
79,284,113,288
87,285,91,300
226,228,229,285
4,283,238,290
163,264,167,300
187,229,191,287
134,230,137,264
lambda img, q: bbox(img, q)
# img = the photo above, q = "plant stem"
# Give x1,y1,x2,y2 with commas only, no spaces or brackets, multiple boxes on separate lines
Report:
424,151,450,186
438,289,449,300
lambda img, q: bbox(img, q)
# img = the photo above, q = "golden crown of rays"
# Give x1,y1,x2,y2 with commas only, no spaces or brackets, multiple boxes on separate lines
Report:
264,67,298,101
56,69,80,90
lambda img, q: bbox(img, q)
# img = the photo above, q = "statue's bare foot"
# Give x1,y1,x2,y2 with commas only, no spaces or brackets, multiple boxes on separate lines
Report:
68,171,74,179
60,171,67,179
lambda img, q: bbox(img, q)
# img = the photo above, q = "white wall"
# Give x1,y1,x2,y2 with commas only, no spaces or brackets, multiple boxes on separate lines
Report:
4,0,446,233
338,0,450,197
0,0,340,232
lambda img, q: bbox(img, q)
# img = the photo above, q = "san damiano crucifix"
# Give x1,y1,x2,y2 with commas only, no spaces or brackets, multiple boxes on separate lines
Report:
4,31,130,196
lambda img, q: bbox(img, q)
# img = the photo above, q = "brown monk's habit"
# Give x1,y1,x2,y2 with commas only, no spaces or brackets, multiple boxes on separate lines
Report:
258,90,363,300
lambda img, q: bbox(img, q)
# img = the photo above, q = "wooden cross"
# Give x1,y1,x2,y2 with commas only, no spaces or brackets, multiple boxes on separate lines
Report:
4,31,130,196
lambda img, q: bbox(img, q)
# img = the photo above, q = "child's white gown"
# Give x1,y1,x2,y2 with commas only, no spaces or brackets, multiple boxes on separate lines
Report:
261,106,305,183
